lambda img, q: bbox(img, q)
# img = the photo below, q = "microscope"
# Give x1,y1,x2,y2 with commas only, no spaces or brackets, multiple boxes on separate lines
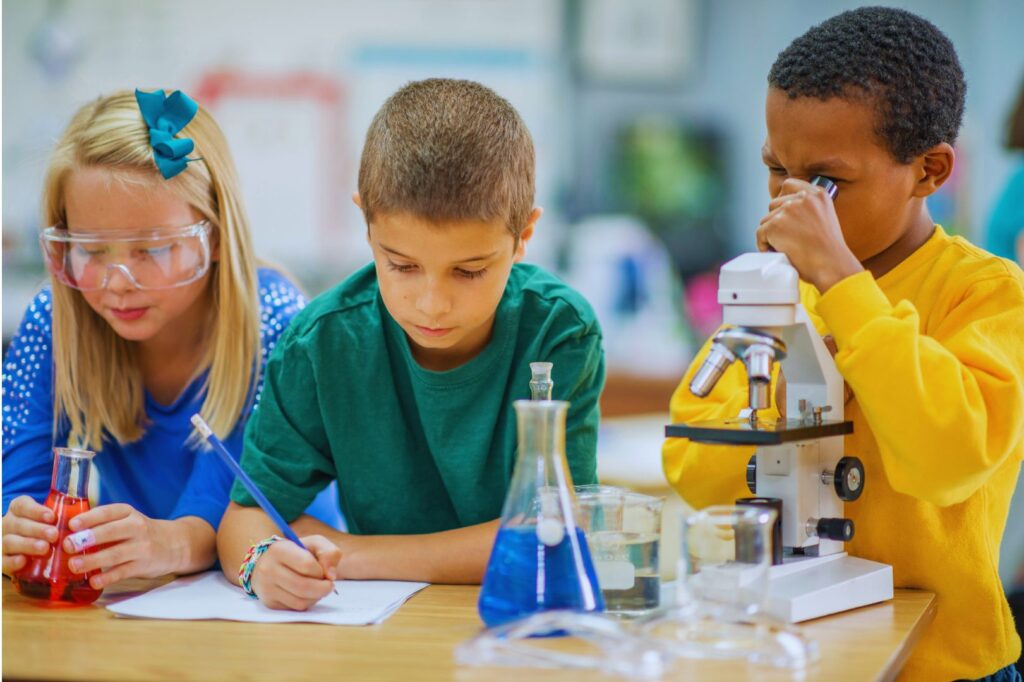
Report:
666,177,893,623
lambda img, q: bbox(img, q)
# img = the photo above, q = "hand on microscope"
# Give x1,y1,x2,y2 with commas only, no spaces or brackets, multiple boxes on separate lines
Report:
775,334,853,419
757,177,864,292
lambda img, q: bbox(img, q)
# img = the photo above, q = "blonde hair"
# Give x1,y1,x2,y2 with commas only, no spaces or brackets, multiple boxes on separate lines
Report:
42,90,260,449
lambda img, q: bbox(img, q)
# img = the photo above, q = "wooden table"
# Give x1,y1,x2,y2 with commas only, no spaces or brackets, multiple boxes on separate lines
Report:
3,578,934,681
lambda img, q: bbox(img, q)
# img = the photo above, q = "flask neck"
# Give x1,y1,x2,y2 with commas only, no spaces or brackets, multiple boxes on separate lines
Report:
529,362,554,401
515,400,569,486
51,448,94,499
529,380,553,400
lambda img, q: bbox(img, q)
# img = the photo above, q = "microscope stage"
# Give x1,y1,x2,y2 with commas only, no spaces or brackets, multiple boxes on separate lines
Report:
665,417,853,444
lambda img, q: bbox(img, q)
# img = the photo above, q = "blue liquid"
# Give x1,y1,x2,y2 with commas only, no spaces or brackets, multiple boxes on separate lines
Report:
478,525,605,628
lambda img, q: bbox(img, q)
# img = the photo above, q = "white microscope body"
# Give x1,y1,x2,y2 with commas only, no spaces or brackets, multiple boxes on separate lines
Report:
670,252,893,622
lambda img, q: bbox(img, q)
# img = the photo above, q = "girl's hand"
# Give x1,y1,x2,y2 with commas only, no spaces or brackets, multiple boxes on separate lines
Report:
250,535,341,611
61,503,182,589
2,496,58,576
757,178,864,292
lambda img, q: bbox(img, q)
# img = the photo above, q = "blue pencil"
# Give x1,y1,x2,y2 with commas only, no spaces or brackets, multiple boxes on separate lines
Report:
191,414,338,595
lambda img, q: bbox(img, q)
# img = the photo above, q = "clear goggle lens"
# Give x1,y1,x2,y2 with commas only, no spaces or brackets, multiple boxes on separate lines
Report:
40,221,212,291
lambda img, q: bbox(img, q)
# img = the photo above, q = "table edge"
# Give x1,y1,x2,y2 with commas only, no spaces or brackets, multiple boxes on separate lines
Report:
875,591,938,682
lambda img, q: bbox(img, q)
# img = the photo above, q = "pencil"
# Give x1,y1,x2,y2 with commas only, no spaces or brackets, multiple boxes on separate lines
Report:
191,414,339,597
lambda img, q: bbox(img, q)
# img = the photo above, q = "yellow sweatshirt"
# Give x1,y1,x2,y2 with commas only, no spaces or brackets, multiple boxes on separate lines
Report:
664,227,1024,681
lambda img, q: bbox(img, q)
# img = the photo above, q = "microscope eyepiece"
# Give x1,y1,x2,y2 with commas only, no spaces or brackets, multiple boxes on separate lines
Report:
810,175,838,200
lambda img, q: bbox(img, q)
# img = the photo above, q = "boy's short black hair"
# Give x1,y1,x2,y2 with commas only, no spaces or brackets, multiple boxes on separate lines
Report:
768,6,965,164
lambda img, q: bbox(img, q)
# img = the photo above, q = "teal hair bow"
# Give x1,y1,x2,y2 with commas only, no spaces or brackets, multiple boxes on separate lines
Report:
135,88,200,179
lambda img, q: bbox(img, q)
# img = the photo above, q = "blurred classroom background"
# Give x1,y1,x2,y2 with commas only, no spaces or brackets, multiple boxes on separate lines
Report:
4,0,1024,587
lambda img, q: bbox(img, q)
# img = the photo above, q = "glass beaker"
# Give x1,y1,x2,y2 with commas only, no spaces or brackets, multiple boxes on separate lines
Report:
478,400,604,628
576,485,664,616
681,505,775,617
12,447,102,604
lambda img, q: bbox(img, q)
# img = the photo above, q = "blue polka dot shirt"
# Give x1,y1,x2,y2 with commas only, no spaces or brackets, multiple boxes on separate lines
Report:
2,268,340,530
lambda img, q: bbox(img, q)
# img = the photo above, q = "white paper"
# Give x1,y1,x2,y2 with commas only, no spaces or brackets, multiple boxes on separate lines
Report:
106,571,428,625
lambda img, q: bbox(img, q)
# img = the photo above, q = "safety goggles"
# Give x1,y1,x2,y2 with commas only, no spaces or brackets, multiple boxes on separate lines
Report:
40,221,213,292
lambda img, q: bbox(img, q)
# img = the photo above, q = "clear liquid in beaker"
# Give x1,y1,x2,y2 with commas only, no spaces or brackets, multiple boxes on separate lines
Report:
589,530,661,614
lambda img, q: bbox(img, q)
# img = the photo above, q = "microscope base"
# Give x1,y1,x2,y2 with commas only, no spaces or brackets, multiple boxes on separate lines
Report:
765,552,893,623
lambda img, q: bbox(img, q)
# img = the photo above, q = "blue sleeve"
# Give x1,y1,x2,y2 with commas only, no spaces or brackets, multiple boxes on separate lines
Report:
167,433,237,530
167,268,309,530
168,436,343,531
2,290,58,515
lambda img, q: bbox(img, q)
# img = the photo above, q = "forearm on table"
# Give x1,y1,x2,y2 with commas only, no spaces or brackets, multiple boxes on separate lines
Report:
161,516,219,575
215,503,280,582
291,515,500,584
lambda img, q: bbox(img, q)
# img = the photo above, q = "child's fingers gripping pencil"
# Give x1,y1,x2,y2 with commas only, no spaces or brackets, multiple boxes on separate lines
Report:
190,414,339,596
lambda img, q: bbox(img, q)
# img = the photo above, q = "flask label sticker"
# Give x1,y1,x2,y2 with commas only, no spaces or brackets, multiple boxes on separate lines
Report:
67,529,96,552
595,560,635,590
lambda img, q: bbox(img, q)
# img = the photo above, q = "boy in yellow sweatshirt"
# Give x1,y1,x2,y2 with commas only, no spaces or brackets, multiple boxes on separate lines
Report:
663,8,1024,682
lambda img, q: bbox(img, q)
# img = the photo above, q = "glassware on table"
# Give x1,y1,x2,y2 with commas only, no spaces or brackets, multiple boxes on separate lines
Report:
576,485,664,616
681,505,774,616
12,447,102,604
477,400,604,629
639,504,819,670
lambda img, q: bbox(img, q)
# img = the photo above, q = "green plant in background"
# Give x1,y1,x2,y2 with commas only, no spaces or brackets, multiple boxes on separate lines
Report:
612,116,728,281
616,117,724,234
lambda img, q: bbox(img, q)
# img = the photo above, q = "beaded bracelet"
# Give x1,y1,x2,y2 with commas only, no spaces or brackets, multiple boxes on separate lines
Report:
238,535,282,599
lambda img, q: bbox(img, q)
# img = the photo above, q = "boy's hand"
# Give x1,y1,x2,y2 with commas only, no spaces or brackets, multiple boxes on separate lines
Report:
2,496,57,576
250,535,341,611
61,504,194,589
757,178,863,292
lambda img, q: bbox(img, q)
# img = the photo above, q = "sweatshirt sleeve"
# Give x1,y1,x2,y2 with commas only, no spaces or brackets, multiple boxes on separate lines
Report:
816,270,1024,507
662,330,782,510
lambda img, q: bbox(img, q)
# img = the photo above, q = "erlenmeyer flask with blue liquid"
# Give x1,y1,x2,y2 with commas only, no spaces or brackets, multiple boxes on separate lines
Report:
478,397,604,628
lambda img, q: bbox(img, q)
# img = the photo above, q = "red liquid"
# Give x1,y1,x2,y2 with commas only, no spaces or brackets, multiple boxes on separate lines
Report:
12,489,102,604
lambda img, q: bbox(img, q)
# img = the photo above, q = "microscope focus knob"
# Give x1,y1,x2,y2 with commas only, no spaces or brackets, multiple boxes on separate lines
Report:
833,456,865,502
816,517,855,542
746,455,757,494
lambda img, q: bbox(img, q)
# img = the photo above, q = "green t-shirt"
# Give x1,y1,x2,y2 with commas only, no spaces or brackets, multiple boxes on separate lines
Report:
231,262,605,535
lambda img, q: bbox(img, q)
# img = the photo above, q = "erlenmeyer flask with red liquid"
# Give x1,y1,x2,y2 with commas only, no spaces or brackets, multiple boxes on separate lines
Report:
12,447,102,604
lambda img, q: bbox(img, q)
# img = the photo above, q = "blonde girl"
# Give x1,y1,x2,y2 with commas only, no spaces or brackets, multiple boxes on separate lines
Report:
2,89,338,588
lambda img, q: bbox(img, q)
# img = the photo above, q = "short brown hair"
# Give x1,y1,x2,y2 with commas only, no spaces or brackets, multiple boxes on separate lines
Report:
357,78,535,238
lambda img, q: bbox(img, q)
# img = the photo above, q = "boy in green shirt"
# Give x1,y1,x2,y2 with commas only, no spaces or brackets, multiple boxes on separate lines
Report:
217,79,605,611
